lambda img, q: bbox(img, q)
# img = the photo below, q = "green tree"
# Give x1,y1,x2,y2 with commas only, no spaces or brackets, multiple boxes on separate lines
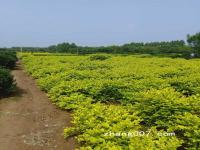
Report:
187,32,200,54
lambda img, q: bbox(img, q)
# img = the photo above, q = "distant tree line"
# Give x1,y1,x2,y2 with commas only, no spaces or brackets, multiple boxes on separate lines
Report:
1,32,200,57
47,40,192,55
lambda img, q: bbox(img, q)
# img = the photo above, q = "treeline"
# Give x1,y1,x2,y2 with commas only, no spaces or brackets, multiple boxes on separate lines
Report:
4,40,191,55
1,32,200,57
79,40,190,55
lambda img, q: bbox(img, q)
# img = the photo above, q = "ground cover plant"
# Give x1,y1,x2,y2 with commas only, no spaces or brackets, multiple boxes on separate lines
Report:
20,53,200,150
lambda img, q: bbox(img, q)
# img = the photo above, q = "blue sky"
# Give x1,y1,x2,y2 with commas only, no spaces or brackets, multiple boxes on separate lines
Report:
0,0,200,47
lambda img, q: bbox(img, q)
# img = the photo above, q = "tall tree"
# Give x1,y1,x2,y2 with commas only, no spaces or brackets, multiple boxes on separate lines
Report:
187,32,200,54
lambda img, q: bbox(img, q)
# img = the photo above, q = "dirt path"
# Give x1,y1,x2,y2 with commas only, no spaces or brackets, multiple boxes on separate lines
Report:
0,64,75,150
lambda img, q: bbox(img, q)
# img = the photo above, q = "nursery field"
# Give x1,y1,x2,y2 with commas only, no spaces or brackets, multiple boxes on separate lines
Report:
19,53,200,150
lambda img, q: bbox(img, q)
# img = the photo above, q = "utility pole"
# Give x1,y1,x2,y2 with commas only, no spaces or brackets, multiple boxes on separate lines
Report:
77,48,79,55
21,47,23,53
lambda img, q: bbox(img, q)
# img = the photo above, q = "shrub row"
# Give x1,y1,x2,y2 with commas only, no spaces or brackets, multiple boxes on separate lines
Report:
0,51,17,96
0,51,17,69
0,68,16,95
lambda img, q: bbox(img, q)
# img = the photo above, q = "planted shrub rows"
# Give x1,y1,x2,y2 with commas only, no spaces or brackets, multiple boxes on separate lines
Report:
20,53,200,150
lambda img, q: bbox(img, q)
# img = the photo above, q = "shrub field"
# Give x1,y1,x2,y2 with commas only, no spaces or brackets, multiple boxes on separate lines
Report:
20,53,200,150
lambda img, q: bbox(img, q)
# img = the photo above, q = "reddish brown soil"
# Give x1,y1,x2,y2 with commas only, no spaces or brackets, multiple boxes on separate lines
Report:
0,65,75,150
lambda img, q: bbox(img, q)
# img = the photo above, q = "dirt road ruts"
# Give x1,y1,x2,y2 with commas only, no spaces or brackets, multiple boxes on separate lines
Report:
0,64,75,150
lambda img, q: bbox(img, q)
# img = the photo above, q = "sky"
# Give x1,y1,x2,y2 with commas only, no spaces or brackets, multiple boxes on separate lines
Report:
0,0,200,47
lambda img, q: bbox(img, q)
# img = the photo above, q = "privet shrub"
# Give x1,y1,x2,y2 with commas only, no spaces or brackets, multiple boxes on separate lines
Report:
0,52,17,69
89,54,110,61
0,68,16,95
93,84,124,103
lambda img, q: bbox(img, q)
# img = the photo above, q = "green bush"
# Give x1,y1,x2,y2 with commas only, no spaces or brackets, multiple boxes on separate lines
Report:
64,103,182,150
93,84,124,103
0,52,17,69
0,68,16,95
89,54,110,61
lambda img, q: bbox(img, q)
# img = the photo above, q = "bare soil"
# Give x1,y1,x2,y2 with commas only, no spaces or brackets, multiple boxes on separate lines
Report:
0,64,75,150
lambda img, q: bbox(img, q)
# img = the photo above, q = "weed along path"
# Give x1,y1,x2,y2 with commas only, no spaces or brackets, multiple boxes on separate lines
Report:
0,64,75,150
